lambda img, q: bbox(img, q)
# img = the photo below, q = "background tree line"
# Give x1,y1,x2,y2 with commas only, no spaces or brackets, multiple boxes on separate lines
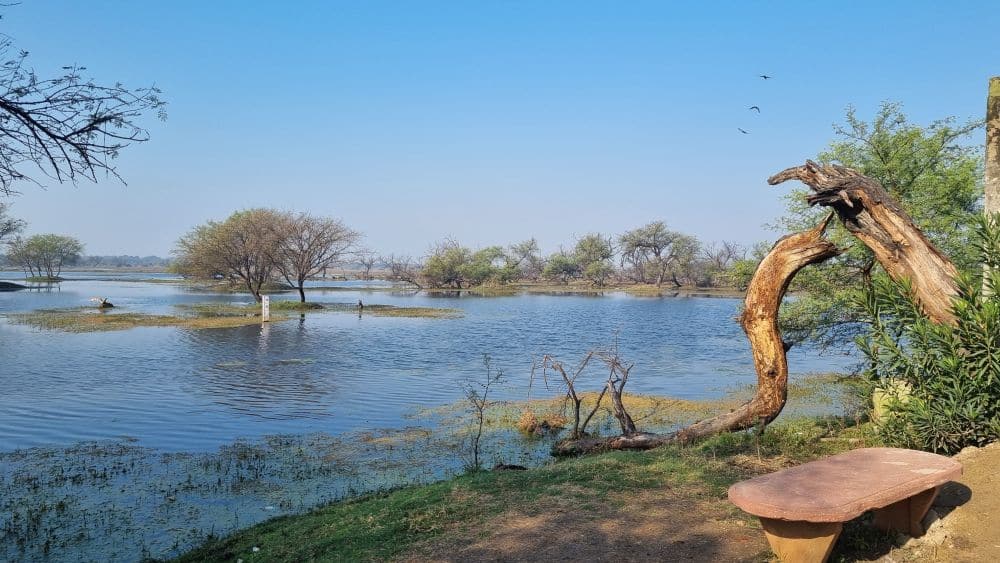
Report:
407,222,747,289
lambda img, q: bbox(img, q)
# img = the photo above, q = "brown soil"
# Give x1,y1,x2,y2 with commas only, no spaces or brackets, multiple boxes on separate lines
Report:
397,480,771,562
396,443,1000,563
881,442,1000,562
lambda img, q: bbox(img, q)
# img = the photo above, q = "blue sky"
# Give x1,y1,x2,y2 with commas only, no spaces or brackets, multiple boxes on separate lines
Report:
3,1,998,257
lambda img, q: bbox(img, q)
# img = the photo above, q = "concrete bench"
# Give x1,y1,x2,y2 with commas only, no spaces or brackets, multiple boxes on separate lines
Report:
728,447,962,563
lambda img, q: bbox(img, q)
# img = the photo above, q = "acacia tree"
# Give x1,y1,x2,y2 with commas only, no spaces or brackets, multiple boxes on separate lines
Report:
356,248,378,280
507,238,544,281
6,233,83,279
422,240,471,288
174,209,285,302
380,254,422,288
574,233,614,286
0,35,165,194
618,221,700,287
771,103,982,348
273,212,358,302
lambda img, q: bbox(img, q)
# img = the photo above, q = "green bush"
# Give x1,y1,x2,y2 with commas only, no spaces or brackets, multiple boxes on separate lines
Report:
858,214,1000,453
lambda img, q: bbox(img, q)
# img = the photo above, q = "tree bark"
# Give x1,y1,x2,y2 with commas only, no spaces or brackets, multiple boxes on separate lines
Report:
986,77,1000,218
768,161,960,325
552,217,839,455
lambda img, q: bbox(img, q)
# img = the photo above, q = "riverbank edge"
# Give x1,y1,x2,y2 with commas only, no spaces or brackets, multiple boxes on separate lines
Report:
173,416,895,563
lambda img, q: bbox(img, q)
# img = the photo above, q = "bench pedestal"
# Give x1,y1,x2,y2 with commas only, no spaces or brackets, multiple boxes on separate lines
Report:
872,486,939,537
759,519,842,563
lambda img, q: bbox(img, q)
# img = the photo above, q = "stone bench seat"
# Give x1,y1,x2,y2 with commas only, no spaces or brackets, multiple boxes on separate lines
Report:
728,447,962,563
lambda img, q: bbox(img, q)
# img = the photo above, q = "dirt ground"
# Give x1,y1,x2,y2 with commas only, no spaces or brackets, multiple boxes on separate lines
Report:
881,442,1000,563
397,444,1000,563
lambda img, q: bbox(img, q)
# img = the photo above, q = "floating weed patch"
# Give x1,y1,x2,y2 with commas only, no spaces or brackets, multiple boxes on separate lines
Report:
5,300,462,333
6,308,283,332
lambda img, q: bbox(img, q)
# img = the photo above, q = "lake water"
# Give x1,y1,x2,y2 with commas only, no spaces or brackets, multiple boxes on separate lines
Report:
0,272,857,561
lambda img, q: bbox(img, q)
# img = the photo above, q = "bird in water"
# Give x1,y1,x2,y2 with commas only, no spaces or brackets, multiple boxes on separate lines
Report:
749,105,760,113
759,74,772,80
738,128,750,134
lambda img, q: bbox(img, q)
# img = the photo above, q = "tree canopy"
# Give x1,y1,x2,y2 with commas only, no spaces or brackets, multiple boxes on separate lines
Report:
771,102,983,348
6,233,83,279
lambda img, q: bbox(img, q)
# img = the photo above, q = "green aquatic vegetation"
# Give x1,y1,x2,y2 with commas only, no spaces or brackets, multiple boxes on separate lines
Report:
5,300,462,333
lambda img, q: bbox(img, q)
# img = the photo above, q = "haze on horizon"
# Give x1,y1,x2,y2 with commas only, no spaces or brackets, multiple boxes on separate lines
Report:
2,1,998,257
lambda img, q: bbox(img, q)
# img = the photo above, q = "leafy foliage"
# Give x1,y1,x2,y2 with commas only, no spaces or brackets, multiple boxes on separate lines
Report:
770,102,983,349
859,215,1000,453
5,233,83,278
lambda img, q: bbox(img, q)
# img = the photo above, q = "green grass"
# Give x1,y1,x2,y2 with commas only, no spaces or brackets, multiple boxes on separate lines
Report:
175,416,881,563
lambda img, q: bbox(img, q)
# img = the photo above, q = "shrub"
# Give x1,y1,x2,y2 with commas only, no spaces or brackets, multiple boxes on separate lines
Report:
858,214,1000,453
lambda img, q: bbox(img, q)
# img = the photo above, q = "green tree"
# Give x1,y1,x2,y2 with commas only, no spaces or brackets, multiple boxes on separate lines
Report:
422,240,472,288
174,209,285,302
771,102,983,348
507,238,544,281
460,246,515,286
542,251,580,283
6,233,83,279
574,233,614,286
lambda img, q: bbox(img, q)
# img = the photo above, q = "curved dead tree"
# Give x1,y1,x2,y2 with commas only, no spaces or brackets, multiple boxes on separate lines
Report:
769,160,960,325
553,216,839,455
554,161,963,456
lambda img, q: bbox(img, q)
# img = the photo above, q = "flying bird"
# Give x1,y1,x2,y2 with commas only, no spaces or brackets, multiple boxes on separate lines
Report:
738,128,749,134
759,74,772,80
749,106,760,113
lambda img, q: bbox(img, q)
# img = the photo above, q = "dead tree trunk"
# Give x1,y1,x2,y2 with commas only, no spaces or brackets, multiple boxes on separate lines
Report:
552,217,839,455
769,160,960,325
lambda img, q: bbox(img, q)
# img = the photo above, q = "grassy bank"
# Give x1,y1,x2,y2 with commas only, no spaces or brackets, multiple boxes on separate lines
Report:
175,416,887,563
6,302,463,332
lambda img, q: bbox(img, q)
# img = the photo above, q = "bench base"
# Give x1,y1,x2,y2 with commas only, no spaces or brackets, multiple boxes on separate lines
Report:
872,486,939,537
760,518,842,563
758,486,940,562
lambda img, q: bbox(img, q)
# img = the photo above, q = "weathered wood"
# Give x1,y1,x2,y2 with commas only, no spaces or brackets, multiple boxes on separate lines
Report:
769,160,960,325
672,215,839,443
552,217,839,455
759,518,842,563
986,77,1000,218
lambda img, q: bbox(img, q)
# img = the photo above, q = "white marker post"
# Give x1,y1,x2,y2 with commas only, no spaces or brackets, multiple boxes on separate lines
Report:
261,295,270,322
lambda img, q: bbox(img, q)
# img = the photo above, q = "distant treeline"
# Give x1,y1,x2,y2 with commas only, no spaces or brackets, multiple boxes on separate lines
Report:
0,254,171,269
380,221,760,290
76,255,172,268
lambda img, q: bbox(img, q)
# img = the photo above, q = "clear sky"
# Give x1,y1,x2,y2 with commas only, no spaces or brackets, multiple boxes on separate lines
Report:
2,1,998,257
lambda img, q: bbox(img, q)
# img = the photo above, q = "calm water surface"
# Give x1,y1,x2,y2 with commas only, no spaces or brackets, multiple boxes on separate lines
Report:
0,272,856,561
0,272,853,451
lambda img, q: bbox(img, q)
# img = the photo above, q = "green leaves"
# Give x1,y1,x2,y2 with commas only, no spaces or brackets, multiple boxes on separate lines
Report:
862,214,1000,453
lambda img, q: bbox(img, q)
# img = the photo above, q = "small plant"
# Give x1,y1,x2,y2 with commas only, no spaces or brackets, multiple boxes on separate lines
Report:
462,354,504,471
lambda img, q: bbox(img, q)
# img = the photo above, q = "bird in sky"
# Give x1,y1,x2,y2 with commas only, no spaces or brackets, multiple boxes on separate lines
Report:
759,74,772,80
738,128,749,134
749,106,760,113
